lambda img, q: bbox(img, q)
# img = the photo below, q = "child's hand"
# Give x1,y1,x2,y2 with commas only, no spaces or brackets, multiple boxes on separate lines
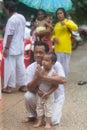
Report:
42,92,49,99
38,89,44,97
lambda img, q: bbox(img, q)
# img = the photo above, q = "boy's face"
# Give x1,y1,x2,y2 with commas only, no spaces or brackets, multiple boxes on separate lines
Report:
42,54,53,70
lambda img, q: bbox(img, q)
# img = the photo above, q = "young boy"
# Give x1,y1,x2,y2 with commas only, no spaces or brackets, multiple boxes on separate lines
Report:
33,52,58,129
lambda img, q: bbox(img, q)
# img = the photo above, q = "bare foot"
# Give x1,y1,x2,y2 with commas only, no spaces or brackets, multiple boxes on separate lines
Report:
22,117,36,123
44,123,51,129
33,122,42,128
22,117,30,123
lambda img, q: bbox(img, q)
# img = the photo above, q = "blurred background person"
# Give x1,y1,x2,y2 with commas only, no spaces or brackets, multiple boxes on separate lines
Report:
2,1,27,93
31,9,53,52
52,8,78,77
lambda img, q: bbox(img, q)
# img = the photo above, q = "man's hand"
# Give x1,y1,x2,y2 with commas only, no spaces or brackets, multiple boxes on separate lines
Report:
34,64,42,79
3,49,9,57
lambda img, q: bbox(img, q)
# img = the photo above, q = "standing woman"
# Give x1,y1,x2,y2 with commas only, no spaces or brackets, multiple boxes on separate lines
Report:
52,8,78,76
31,9,53,52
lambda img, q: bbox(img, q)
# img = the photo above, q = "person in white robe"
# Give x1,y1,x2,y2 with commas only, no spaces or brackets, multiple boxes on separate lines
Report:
2,1,27,93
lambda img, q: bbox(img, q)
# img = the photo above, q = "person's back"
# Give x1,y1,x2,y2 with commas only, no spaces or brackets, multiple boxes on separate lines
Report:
2,1,27,93
4,13,26,55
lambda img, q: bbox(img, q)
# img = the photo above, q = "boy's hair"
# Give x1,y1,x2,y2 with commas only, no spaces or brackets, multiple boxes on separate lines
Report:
47,52,57,63
34,41,49,53
4,1,17,13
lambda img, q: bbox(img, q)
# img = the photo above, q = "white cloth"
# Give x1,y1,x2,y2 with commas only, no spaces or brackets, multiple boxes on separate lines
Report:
56,52,71,77
3,13,26,55
36,93,54,117
36,68,55,117
24,27,31,39
4,54,26,88
25,61,65,124
3,13,26,88
39,68,56,93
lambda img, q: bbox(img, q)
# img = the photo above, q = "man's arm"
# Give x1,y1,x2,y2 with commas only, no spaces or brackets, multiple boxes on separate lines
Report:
3,35,13,57
27,64,41,92
39,62,66,84
42,83,58,99
27,74,39,92
41,75,66,84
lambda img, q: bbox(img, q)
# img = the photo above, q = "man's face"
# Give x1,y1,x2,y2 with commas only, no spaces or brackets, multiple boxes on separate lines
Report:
34,45,46,65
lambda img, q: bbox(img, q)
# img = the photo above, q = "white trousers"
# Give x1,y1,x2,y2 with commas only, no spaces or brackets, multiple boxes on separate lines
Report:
56,52,71,77
24,86,65,125
4,54,26,88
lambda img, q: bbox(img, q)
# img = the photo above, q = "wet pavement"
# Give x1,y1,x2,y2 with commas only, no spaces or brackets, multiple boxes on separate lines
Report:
0,43,87,130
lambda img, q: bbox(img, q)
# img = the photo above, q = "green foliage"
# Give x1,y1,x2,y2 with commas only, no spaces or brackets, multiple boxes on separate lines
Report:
70,0,87,25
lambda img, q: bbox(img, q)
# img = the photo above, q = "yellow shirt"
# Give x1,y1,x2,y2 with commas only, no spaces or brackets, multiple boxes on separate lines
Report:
52,19,78,54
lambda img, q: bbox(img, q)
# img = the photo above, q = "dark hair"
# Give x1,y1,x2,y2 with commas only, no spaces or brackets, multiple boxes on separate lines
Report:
56,8,67,18
0,24,5,30
37,9,47,18
4,1,17,13
34,41,49,53
47,52,57,63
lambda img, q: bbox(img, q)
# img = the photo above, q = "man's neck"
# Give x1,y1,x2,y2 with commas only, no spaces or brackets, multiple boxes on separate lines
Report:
9,12,17,17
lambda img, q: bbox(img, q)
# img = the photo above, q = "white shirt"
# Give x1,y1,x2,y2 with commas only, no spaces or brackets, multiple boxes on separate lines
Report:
39,68,56,93
24,27,31,39
3,13,26,55
26,61,65,96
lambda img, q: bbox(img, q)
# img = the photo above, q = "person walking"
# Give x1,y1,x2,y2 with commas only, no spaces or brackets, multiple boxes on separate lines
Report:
52,8,78,77
2,1,27,93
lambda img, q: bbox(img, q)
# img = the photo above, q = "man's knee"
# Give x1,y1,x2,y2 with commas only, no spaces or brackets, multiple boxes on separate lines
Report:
24,91,35,101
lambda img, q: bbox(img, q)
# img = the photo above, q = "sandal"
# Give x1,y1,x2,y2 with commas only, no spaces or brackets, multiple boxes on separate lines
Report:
78,81,87,85
19,86,28,92
2,87,13,94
